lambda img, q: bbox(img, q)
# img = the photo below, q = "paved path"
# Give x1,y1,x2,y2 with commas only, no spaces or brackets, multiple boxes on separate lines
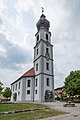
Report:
40,101,80,120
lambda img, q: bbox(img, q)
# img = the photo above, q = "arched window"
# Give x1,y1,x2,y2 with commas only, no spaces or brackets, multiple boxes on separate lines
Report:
46,78,50,86
46,62,49,70
37,48,38,55
35,78,38,87
46,33,48,40
37,35,39,41
36,63,38,71
46,47,49,53
27,80,31,87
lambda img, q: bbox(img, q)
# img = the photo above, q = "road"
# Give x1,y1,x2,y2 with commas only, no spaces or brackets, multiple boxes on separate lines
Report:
40,101,80,120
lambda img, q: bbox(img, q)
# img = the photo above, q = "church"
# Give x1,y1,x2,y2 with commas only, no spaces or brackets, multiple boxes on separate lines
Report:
11,10,54,102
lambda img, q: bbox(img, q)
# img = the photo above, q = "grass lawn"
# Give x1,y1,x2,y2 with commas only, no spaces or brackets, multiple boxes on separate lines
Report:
0,103,66,120
0,103,46,112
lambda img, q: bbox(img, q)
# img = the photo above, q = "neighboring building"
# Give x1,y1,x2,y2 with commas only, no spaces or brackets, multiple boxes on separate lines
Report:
54,86,66,100
11,11,54,102
0,95,8,102
54,86,64,94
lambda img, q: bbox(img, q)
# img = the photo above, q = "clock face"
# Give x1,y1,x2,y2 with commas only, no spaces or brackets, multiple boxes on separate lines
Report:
45,53,50,61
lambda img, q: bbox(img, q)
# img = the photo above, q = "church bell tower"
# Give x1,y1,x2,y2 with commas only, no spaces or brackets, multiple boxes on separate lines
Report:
34,9,54,102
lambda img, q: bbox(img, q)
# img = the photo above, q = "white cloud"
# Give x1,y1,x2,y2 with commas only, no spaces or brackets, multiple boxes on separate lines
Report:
15,0,35,12
0,0,80,88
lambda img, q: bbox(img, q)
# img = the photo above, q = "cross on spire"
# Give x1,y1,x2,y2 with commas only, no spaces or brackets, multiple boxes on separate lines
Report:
41,7,44,14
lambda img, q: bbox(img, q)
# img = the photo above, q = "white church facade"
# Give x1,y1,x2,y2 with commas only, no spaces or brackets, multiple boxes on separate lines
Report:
11,12,54,102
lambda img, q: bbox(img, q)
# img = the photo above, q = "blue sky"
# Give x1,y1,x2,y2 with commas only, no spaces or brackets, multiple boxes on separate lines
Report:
0,0,80,88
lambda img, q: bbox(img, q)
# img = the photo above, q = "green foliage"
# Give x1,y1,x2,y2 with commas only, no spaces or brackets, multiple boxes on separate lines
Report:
50,91,54,101
13,93,17,101
2,87,11,98
55,96,60,101
0,110,65,120
45,90,49,102
44,90,53,102
0,103,65,120
0,81,3,94
64,70,80,96
0,103,47,112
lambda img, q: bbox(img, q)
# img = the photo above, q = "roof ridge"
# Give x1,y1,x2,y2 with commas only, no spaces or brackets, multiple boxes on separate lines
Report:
22,67,35,77
11,67,35,85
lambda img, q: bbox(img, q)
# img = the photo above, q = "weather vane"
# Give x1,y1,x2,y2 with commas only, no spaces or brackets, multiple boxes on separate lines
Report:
41,7,44,14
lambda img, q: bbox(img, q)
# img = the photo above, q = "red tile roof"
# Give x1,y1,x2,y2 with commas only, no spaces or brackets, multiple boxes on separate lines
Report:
11,67,35,85
55,86,64,90
22,67,35,77
54,86,64,92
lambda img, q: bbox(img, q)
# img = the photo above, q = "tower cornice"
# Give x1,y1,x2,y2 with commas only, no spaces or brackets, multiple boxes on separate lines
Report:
33,55,54,63
35,30,51,37
34,39,53,49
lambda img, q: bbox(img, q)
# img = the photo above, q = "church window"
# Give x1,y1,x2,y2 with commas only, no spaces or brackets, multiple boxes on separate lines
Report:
13,86,14,91
27,80,31,87
37,48,38,55
35,78,38,87
27,90,30,94
36,63,38,71
37,35,39,41
35,90,37,94
46,33,48,40
18,82,21,89
46,62,49,70
46,48,49,53
46,78,50,86
18,91,20,95
15,84,17,90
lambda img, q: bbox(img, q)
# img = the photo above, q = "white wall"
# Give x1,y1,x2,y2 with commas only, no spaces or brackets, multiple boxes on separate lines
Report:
11,77,35,102
11,79,23,102
25,77,31,100
34,76,40,101
25,77,35,101
44,75,53,92
36,28,51,43
34,20,54,102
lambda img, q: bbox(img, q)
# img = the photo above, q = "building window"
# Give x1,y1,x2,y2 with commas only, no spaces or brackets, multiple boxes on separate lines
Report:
37,48,38,55
35,78,38,87
15,84,17,90
18,82,21,89
13,86,14,91
36,63,38,71
46,62,49,70
18,91,20,95
27,80,31,87
35,90,37,94
37,35,39,41
27,90,30,94
46,33,48,40
46,78,50,86
46,47,49,53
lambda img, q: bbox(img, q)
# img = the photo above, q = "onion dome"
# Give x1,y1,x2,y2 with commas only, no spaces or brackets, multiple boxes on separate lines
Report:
36,14,50,31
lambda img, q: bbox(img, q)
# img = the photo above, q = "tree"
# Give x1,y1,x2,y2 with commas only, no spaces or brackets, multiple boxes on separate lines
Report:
13,93,17,101
50,91,54,101
0,81,3,94
2,87,12,98
64,70,80,96
44,90,53,102
45,90,50,102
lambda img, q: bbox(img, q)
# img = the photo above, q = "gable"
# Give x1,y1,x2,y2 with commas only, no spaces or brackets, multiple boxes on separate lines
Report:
11,67,35,85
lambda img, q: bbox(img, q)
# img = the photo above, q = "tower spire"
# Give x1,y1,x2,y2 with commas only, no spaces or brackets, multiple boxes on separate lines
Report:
41,7,44,14
36,8,50,31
